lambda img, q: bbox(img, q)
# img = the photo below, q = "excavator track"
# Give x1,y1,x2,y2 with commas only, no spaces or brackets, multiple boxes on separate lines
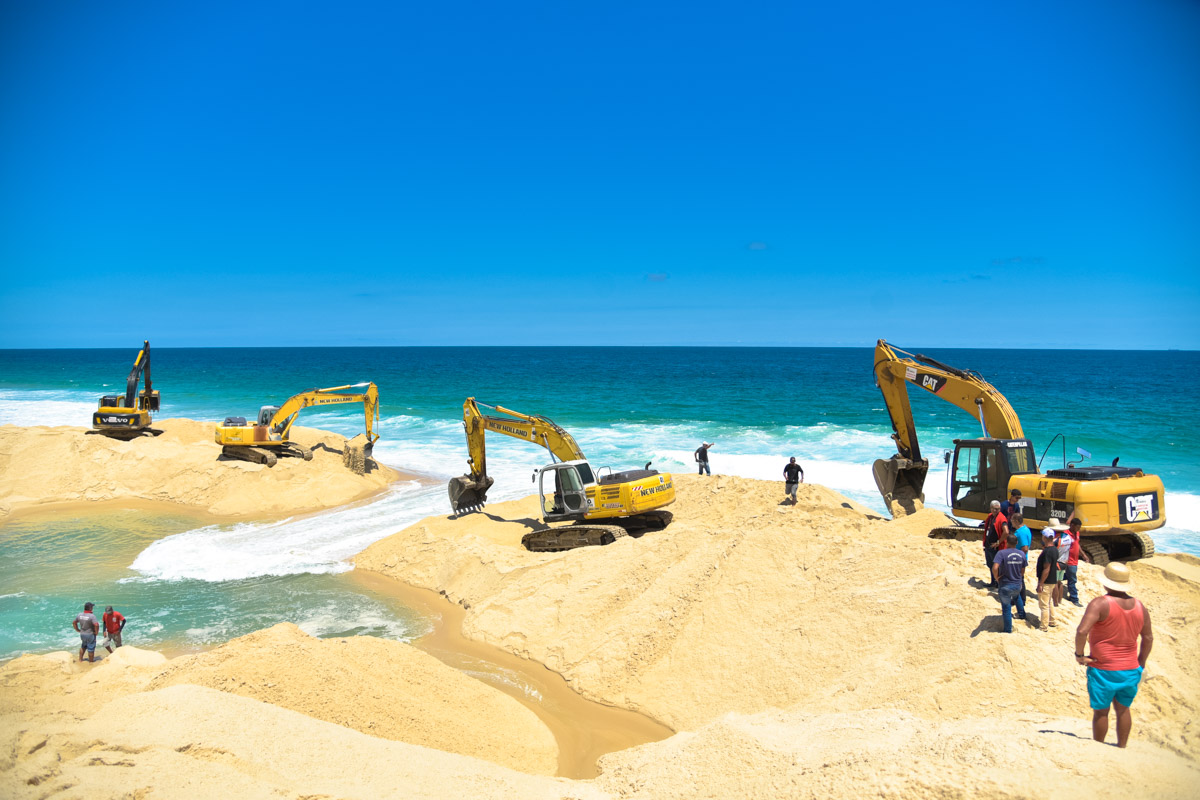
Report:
221,445,278,467
280,442,313,461
522,524,628,552
621,510,674,537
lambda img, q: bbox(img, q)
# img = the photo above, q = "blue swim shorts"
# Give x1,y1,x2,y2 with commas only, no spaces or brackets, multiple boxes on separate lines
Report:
1087,666,1143,710
80,632,97,652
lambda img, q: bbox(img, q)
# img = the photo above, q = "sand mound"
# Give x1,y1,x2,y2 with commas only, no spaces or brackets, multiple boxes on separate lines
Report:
0,418,405,519
3,684,598,800
357,474,1200,759
147,623,558,773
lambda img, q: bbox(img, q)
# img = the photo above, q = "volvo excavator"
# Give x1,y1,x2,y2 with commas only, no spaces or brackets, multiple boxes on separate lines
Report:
92,340,161,438
448,399,675,551
214,383,380,469
872,339,1163,564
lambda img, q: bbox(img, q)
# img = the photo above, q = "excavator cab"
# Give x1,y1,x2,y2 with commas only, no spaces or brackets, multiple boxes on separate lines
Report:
950,438,1037,515
538,461,593,521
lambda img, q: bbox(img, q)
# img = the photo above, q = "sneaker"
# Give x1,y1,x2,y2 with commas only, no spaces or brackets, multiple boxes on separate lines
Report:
1071,599,1083,607
1018,613,1027,620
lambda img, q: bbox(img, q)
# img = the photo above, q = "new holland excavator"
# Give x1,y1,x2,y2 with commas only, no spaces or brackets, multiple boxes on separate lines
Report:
872,339,1163,564
447,398,675,551
214,383,380,469
92,340,161,438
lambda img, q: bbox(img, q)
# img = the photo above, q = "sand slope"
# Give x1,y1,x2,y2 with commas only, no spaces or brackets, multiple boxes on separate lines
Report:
147,623,558,773
1,625,558,780
0,418,405,519
356,475,1200,759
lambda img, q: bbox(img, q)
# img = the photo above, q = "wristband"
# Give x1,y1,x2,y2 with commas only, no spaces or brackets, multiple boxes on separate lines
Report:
1075,653,1085,658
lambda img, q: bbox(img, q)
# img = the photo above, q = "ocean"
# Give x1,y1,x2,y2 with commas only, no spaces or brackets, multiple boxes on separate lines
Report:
2,345,1197,660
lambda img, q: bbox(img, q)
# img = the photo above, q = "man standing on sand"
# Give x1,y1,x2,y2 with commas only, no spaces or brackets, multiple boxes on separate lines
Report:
982,500,1010,588
783,457,804,504
1035,530,1060,630
73,602,100,663
102,605,127,653
1052,518,1073,606
1063,517,1091,606
991,538,1027,633
694,442,713,476
1075,562,1153,748
1001,488,1023,520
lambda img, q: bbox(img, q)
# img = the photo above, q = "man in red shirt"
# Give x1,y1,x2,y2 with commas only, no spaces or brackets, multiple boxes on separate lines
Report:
982,500,1009,588
1075,563,1153,748
102,606,127,653
1063,516,1091,606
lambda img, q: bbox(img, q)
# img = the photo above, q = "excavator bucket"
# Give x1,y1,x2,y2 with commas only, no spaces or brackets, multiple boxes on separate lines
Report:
872,456,929,518
448,474,495,515
343,433,374,475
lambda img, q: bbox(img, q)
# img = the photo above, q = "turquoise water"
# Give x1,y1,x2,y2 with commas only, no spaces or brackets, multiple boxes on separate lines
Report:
2,346,1197,660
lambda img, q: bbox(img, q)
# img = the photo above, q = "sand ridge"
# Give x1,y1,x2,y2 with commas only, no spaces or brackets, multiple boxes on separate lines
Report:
356,474,1199,760
0,418,407,519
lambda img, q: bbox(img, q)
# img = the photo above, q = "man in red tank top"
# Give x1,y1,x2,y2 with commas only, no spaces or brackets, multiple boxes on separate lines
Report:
1074,562,1154,748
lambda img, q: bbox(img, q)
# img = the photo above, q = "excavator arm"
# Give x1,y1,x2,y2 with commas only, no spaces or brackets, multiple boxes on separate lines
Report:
449,398,587,513
267,383,380,450
123,340,160,412
872,339,1023,514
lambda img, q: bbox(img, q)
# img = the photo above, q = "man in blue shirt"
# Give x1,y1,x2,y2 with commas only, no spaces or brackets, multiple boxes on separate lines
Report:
1011,513,1032,552
1001,489,1023,520
992,541,1028,633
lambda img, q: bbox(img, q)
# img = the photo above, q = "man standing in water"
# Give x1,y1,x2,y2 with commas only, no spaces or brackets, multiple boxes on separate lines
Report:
73,602,100,663
782,457,804,503
1075,562,1153,748
102,605,127,653
694,442,713,476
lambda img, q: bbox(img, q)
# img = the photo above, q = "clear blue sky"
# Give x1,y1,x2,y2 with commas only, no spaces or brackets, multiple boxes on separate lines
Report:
2,0,1197,348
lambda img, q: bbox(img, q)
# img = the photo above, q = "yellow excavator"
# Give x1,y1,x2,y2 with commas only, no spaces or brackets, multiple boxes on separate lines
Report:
872,339,1162,563
214,383,380,468
92,340,161,438
448,398,675,551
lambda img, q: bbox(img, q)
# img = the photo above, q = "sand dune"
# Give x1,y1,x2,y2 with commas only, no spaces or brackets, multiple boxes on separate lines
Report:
0,418,405,519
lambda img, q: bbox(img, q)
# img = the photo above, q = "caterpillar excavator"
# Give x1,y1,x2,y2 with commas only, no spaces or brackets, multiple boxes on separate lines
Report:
448,398,675,551
872,339,1162,564
92,340,161,438
214,383,380,469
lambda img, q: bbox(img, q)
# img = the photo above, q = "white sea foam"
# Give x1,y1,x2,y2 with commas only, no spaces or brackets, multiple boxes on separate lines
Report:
104,410,1200,580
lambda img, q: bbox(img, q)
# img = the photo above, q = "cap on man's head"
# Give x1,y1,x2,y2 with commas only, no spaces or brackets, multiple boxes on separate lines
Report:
1042,530,1056,540
84,602,94,610
106,606,114,612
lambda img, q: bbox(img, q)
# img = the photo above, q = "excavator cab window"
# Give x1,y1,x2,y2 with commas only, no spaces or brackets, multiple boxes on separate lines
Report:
951,441,1004,516
540,465,588,520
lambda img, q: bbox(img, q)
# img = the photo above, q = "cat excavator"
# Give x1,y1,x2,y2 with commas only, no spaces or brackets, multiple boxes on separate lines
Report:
91,340,161,438
214,383,380,469
872,339,1162,563
448,398,675,551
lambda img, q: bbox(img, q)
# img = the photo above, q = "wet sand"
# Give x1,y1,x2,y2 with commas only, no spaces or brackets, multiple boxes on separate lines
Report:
349,569,674,779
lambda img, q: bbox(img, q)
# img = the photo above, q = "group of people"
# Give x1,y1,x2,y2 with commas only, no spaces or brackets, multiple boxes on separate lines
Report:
693,441,805,503
71,602,127,663
984,490,1154,749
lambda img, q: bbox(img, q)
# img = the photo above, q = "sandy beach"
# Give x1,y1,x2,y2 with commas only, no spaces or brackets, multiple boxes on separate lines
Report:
0,419,409,520
2,474,1198,798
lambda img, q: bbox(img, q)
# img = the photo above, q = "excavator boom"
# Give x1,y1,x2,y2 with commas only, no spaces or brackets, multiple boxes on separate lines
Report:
449,398,586,513
873,339,1023,515
92,340,160,436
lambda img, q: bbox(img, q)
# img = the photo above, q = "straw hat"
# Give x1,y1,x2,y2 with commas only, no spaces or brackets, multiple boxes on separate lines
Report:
1098,562,1134,593
1045,517,1069,531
